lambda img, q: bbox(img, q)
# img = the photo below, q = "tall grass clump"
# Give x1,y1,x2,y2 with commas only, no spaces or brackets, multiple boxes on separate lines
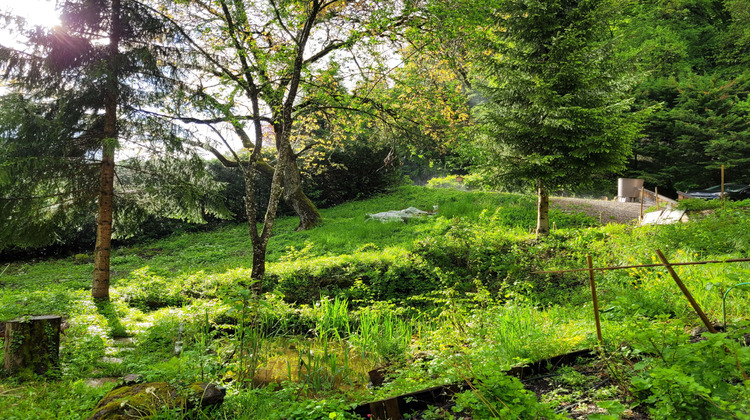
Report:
314,296,351,340
351,307,414,364
583,210,750,325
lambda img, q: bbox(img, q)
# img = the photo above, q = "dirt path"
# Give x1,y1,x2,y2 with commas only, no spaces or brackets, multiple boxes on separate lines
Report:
552,197,642,225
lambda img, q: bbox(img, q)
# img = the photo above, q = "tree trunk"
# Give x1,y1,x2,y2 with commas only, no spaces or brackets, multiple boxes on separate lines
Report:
92,0,121,300
243,164,263,294
3,315,62,377
251,245,266,285
256,159,321,231
536,180,550,237
283,156,321,231
92,145,115,300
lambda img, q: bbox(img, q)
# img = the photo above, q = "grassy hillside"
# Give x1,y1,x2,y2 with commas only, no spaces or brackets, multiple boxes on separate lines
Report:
0,185,596,319
1,186,749,419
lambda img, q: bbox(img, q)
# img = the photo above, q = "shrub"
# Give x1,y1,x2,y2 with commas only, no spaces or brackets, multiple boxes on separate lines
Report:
118,267,186,310
626,321,750,419
302,142,403,208
453,359,564,419
273,249,441,304
426,175,469,190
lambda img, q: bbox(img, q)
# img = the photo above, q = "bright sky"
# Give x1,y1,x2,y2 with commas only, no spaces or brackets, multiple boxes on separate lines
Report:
0,0,60,94
0,0,235,158
0,0,61,30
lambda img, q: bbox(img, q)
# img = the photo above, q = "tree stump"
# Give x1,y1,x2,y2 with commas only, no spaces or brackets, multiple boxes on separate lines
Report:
3,315,62,377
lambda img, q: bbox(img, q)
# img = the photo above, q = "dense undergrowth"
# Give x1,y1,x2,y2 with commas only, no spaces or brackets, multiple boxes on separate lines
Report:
1,186,750,419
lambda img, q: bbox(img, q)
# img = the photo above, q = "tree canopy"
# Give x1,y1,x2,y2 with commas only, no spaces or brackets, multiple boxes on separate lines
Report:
620,0,750,193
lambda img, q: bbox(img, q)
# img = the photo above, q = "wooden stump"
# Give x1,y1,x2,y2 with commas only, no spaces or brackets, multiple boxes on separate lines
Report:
3,315,62,377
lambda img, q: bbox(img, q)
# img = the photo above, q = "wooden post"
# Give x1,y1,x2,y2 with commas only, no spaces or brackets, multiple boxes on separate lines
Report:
654,250,717,333
721,165,725,211
369,398,401,420
639,188,644,222
587,256,604,347
3,315,62,377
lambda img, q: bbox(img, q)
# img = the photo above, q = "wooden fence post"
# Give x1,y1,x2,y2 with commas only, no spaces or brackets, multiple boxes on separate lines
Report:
721,164,725,211
654,250,717,333
587,256,604,347
639,188,644,222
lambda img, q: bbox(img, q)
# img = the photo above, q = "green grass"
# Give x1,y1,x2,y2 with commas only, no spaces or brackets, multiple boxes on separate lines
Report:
2,185,750,419
0,185,595,319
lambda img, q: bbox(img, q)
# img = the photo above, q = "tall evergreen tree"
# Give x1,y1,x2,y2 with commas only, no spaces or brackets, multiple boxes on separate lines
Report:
473,0,644,235
0,0,227,299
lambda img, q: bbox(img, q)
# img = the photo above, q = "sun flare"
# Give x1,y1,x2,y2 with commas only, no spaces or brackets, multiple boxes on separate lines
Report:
1,0,61,29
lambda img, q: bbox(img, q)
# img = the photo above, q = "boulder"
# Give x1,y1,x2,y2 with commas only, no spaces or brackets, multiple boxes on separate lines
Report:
87,381,225,419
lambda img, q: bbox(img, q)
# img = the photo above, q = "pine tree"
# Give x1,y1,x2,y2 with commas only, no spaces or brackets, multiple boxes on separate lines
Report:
619,0,750,193
0,0,227,299
473,0,644,235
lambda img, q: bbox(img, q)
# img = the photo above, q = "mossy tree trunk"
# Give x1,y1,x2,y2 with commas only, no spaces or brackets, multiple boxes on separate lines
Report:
255,159,321,231
280,148,321,231
3,315,62,378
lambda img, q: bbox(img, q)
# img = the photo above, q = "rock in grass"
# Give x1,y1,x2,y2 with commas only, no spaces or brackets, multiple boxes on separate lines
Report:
122,373,143,386
87,381,225,419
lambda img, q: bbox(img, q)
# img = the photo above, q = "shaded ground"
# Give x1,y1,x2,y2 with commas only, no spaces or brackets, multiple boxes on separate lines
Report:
552,197,643,225
523,360,649,419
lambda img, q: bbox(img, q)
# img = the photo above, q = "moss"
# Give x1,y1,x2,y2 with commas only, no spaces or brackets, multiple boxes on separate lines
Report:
89,382,185,419
189,382,205,394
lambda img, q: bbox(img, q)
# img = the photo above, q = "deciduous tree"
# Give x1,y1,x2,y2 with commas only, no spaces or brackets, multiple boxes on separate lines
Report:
154,0,414,287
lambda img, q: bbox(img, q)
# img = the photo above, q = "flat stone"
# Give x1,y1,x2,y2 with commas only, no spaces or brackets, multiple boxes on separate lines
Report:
113,337,135,346
192,383,226,407
122,373,143,385
104,346,134,356
85,377,119,387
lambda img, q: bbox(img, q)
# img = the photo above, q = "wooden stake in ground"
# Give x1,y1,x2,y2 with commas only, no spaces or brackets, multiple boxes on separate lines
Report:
587,255,604,347
655,187,660,209
3,315,62,377
639,187,644,222
654,250,717,333
721,164,725,211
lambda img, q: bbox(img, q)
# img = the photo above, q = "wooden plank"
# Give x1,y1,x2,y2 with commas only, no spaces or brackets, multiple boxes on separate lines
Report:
352,349,595,418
